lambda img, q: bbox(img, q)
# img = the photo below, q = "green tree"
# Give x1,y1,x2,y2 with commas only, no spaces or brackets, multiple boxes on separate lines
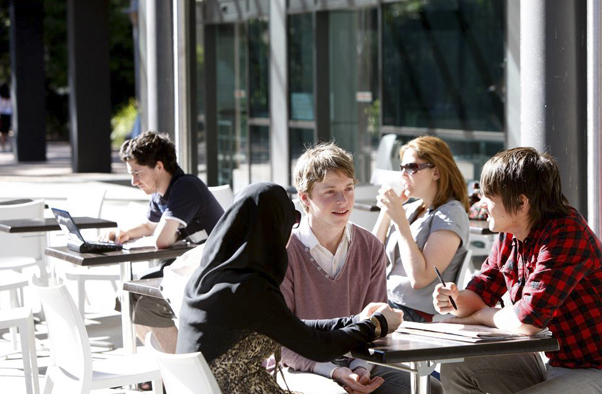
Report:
0,0,136,139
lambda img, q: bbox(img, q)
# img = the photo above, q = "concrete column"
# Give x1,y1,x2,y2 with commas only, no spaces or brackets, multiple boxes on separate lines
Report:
9,0,46,162
67,0,112,173
314,11,330,143
505,0,520,149
269,0,289,186
204,23,218,186
520,0,588,214
173,0,197,174
587,0,602,236
143,0,174,136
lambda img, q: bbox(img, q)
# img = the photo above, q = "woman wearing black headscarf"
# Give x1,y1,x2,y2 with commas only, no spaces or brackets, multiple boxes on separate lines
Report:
177,182,402,393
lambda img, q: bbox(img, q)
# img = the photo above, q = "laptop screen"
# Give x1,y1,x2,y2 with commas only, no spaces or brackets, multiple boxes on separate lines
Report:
51,208,86,243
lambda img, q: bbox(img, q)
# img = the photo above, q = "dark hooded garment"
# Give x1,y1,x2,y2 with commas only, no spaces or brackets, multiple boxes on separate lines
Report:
176,182,382,367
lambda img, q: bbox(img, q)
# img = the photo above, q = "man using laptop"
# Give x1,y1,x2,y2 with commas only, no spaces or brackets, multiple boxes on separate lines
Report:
101,130,224,354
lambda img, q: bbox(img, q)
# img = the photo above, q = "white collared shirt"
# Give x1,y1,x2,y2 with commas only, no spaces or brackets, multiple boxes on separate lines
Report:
295,215,353,278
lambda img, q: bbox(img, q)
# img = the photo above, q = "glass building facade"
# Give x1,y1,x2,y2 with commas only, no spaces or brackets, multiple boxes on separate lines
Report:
195,0,507,191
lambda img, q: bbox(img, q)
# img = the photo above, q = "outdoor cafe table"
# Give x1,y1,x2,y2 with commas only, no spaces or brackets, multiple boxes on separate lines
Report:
351,331,559,394
45,244,196,353
1,216,119,284
0,217,117,233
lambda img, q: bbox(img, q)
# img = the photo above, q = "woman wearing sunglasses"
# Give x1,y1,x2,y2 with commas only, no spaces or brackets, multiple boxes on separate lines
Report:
373,136,470,322
177,182,403,393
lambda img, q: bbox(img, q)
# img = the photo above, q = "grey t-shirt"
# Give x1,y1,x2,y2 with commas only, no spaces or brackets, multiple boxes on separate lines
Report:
385,199,469,315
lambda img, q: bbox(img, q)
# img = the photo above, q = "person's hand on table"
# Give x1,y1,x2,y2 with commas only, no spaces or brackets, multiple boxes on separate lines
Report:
332,366,383,394
437,307,494,326
375,304,403,333
359,303,404,333
433,282,459,314
99,230,130,244
358,302,387,320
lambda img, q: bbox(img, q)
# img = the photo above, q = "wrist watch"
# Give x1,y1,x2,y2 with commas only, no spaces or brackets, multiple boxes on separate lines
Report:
369,315,382,338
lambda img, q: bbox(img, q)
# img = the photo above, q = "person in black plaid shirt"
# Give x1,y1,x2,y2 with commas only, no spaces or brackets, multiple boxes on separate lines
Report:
433,147,602,393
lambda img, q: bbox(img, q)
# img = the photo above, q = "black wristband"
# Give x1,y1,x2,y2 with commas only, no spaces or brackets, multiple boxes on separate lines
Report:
372,312,388,338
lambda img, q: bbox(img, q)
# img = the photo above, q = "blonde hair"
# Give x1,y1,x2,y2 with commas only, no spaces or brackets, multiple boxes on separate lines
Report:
293,142,357,211
399,136,469,212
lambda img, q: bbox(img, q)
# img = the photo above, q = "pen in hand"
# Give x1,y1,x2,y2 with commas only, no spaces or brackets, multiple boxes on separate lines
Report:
434,266,458,310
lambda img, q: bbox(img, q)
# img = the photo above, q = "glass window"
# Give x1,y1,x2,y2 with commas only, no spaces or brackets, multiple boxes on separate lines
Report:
290,127,315,181
329,8,379,183
248,19,269,118
382,1,505,132
250,125,271,182
196,3,206,181
289,13,315,121
216,23,248,188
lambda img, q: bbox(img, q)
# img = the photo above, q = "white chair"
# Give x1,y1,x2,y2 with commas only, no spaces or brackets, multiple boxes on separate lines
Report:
469,232,496,257
374,134,402,171
349,184,381,231
29,276,162,394
0,199,47,282
0,307,39,394
0,270,29,349
60,190,121,316
145,332,222,394
208,185,234,211
454,249,473,290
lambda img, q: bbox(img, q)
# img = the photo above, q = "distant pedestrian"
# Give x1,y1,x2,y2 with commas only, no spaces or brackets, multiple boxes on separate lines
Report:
0,83,12,152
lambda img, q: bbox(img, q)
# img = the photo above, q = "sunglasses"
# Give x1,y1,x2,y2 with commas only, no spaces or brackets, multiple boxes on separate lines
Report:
293,210,302,229
399,162,435,175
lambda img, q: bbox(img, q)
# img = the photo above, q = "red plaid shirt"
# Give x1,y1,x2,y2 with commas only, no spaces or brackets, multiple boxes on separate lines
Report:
467,208,602,368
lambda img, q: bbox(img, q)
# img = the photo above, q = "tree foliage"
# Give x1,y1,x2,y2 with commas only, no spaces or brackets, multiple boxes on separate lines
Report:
0,0,135,139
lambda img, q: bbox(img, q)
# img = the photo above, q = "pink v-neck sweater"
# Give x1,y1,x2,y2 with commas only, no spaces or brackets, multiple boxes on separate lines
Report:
280,224,387,372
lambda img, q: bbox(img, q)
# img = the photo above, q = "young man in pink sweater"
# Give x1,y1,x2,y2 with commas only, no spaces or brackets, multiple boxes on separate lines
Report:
280,142,442,394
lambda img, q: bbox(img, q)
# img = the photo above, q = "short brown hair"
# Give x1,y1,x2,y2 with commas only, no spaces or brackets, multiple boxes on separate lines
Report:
120,131,178,175
400,136,469,212
293,142,357,210
480,147,570,229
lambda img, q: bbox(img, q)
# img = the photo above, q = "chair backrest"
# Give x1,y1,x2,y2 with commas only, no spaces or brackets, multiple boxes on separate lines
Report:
454,249,473,290
67,189,106,218
145,332,222,394
30,276,92,394
0,199,46,261
208,185,234,211
375,134,402,170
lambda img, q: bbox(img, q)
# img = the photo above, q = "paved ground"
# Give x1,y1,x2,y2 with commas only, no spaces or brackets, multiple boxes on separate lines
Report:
0,141,158,393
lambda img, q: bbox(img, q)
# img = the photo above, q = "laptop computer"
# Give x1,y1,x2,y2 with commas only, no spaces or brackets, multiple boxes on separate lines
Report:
51,208,123,253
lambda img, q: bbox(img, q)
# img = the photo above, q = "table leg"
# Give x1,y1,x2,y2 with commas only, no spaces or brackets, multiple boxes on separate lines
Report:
410,362,431,394
119,261,136,354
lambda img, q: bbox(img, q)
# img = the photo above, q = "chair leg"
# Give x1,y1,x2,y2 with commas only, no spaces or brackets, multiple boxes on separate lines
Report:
77,278,86,317
9,288,19,350
150,378,163,394
19,312,39,394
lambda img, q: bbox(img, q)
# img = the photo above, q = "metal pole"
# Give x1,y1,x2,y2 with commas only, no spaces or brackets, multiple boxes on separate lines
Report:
146,0,159,131
269,0,289,186
173,0,193,173
520,0,588,214
587,0,602,237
